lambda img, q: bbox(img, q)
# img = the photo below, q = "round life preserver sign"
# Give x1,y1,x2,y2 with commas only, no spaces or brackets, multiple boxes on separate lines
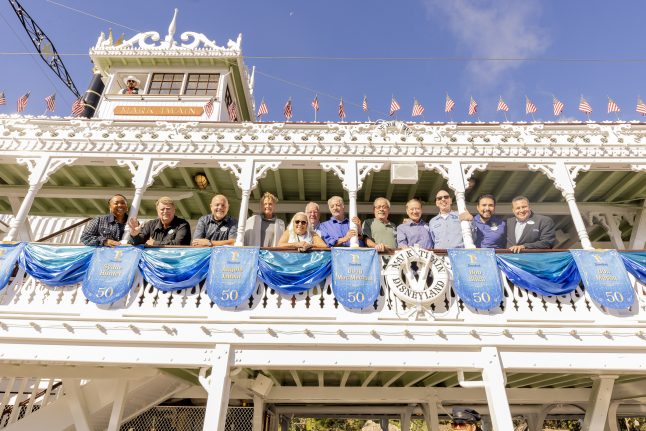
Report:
384,247,450,307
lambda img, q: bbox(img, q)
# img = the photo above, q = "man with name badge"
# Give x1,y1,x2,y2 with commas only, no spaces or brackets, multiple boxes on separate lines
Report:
81,194,129,246
507,195,556,253
128,197,191,246
192,194,237,247
305,201,321,234
319,196,363,247
396,198,433,249
362,197,397,252
459,193,506,248
429,190,464,249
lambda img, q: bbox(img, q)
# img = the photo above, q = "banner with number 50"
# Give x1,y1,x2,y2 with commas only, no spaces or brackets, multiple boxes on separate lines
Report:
82,247,142,304
206,247,259,308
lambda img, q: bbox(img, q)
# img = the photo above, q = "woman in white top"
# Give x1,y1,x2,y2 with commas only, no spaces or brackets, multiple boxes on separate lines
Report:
278,212,326,251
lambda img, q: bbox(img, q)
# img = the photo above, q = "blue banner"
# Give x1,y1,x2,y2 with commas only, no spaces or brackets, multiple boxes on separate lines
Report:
448,249,503,310
0,243,25,291
82,247,142,304
571,250,634,309
19,244,94,287
258,250,331,294
496,252,581,296
138,248,210,291
331,248,381,309
620,251,646,285
206,247,258,307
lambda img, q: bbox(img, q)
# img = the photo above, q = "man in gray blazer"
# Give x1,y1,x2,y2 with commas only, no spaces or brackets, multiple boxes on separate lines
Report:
506,195,556,253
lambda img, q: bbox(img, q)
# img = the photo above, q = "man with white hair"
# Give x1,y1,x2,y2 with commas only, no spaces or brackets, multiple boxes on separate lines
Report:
318,196,363,247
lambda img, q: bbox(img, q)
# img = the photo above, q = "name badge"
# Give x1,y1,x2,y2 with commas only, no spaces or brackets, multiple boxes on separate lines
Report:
490,226,498,231
220,226,229,231
527,220,535,225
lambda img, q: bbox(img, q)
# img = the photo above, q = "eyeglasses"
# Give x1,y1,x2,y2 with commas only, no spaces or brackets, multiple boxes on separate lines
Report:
436,195,451,201
294,220,308,225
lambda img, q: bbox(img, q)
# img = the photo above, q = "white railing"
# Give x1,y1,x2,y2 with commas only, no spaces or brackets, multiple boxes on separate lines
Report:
0,377,63,429
1,256,643,324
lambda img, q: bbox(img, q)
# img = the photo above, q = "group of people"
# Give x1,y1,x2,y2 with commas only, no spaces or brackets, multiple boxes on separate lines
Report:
80,191,556,253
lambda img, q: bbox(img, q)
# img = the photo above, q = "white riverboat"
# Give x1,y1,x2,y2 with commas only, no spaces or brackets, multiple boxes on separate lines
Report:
0,10,645,431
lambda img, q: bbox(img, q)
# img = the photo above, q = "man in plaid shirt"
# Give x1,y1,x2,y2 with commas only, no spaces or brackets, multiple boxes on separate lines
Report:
80,194,129,246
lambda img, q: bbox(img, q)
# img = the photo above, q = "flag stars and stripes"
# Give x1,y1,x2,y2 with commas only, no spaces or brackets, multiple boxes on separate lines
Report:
227,101,238,121
362,95,368,112
579,96,593,114
412,98,425,117
257,98,269,119
312,95,319,112
497,97,509,112
71,97,84,117
607,97,620,114
468,97,478,116
553,97,565,116
0,91,6,106
389,97,401,116
338,98,346,121
45,93,56,112
525,96,537,115
637,98,646,116
445,94,455,113
17,91,30,113
203,97,215,118
284,98,293,121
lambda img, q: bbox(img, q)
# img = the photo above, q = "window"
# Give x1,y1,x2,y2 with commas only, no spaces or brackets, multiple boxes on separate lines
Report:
185,74,220,96
148,73,184,95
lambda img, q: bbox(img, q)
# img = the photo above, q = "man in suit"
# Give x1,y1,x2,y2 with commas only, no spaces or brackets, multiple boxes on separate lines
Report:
506,195,555,253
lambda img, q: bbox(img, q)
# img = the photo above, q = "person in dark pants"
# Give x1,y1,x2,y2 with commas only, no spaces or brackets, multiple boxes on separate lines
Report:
128,197,191,246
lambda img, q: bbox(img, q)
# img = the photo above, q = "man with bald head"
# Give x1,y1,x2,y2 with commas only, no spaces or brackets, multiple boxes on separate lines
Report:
361,197,397,252
192,194,238,247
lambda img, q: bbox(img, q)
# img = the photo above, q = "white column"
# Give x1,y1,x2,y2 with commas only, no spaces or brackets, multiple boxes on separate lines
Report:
253,394,265,431
107,379,129,431
7,196,32,241
201,344,234,431
529,162,592,249
63,379,92,431
5,156,76,241
425,161,486,249
321,160,383,248
420,401,440,431
480,346,513,431
582,375,617,431
221,160,281,246
117,157,178,237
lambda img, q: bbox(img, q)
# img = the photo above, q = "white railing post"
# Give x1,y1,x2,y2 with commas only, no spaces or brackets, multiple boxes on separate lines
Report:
221,160,281,246
529,162,592,249
425,161,486,249
6,156,76,241
201,344,234,431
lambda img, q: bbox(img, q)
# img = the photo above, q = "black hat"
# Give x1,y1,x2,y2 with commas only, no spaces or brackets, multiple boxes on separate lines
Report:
451,407,481,424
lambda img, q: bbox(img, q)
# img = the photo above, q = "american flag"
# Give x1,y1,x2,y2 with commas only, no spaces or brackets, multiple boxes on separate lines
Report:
579,96,592,114
203,97,215,118
17,91,30,113
71,97,84,116
468,97,478,116
45,93,56,112
607,97,620,114
284,98,293,121
228,101,238,121
362,95,368,112
312,95,319,112
637,97,646,116
525,96,537,114
445,94,455,113
497,97,509,112
389,97,401,116
0,91,6,105
553,96,565,116
411,98,425,117
338,98,346,121
257,98,269,118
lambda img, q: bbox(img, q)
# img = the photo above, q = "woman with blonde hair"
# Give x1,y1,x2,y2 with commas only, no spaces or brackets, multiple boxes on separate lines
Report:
278,212,326,252
244,192,285,246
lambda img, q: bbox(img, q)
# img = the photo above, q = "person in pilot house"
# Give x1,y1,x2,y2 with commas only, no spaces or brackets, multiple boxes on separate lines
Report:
506,195,555,253
119,75,140,94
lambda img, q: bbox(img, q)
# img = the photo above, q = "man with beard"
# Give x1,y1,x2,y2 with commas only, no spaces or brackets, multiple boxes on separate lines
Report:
429,189,464,249
361,197,397,252
396,198,433,248
128,197,191,246
459,194,506,248
507,195,555,253
319,196,363,247
81,194,129,246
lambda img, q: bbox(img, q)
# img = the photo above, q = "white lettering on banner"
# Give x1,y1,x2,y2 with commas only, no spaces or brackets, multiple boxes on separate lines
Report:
383,246,450,307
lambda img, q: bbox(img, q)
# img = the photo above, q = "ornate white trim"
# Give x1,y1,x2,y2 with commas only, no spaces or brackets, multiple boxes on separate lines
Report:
425,162,487,191
220,161,280,190
528,162,590,193
17,156,76,185
117,158,178,188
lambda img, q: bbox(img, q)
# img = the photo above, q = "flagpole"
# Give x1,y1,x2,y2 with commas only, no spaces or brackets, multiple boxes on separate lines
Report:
530,113,535,122
503,112,508,122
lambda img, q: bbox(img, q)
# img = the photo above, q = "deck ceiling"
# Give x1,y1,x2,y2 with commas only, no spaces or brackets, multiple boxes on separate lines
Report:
0,163,644,246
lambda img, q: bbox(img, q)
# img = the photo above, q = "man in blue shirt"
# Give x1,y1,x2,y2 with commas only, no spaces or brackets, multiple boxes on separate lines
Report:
429,189,464,249
396,198,433,249
318,196,362,247
459,194,506,248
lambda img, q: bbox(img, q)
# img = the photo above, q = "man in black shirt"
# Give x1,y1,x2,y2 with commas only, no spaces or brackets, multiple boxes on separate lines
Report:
80,194,129,246
128,197,191,246
192,194,238,247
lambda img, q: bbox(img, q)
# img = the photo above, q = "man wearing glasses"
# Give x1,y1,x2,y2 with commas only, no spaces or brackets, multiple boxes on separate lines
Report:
361,197,397,252
450,407,482,430
119,75,140,95
429,190,464,249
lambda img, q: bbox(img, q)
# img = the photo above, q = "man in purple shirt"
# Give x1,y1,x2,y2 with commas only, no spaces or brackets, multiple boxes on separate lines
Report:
318,196,363,247
460,193,506,248
396,198,433,249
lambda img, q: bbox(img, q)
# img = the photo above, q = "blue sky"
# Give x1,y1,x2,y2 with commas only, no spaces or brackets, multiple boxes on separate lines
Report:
1,0,646,122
